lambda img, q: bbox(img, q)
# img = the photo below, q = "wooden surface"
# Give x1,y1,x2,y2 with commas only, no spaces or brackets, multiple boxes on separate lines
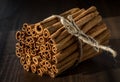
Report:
0,0,120,82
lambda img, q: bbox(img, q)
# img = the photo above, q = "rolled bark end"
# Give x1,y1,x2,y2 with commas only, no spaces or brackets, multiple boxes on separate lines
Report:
20,31,25,38
45,42,51,51
43,65,48,72
40,67,46,74
34,45,39,51
41,52,46,59
22,23,28,31
26,26,31,35
37,68,43,76
40,60,46,66
43,51,49,59
46,23,63,36
49,38,56,45
31,29,37,37
48,69,55,78
37,36,45,44
31,64,37,73
45,60,49,65
25,36,34,45
43,28,50,38
26,59,31,66
20,57,25,65
16,42,20,48
52,45,57,54
49,72,55,78
46,51,51,60
52,65,58,73
26,54,31,60
16,31,21,41
45,61,51,68
40,45,46,51
16,53,21,58
35,23,43,35
38,52,42,59
32,56,39,65
39,61,43,67
25,48,30,54
16,49,21,58
30,50,36,56
52,56,57,64
23,64,29,72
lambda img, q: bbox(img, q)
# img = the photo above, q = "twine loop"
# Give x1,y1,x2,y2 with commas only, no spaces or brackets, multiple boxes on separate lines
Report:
49,15,117,58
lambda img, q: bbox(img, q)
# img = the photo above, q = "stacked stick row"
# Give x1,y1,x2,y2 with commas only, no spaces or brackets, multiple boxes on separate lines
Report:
15,6,110,78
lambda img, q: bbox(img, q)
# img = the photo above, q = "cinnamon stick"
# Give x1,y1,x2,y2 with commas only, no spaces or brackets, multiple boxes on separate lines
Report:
54,51,79,69
22,23,28,32
36,36,45,45
81,15,102,33
77,11,99,28
26,53,31,60
52,55,77,78
40,44,46,51
26,26,32,36
52,36,77,53
86,23,107,37
23,64,30,72
45,42,52,51
16,31,21,41
25,36,34,45
42,65,48,73
43,51,51,60
37,68,43,76
25,47,30,55
15,48,21,58
48,68,55,78
74,6,96,22
34,23,43,35
42,51,49,59
16,42,24,50
32,55,41,65
61,8,80,17
40,67,47,74
31,64,37,73
43,25,64,39
53,42,78,63
45,60,51,69
26,59,31,66
20,57,25,65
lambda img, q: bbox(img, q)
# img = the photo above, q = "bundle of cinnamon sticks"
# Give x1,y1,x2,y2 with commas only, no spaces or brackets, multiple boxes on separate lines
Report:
15,6,110,78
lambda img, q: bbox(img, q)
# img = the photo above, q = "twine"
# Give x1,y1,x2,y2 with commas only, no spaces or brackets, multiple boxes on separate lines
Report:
48,15,117,58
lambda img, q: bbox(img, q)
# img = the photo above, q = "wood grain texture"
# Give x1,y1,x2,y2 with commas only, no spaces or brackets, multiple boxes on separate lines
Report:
0,0,120,82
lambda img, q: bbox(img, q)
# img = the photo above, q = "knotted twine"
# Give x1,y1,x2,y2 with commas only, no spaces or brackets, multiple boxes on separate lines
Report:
46,15,117,61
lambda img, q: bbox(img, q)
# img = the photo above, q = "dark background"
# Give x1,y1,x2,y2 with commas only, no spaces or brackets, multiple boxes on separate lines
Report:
0,0,120,82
